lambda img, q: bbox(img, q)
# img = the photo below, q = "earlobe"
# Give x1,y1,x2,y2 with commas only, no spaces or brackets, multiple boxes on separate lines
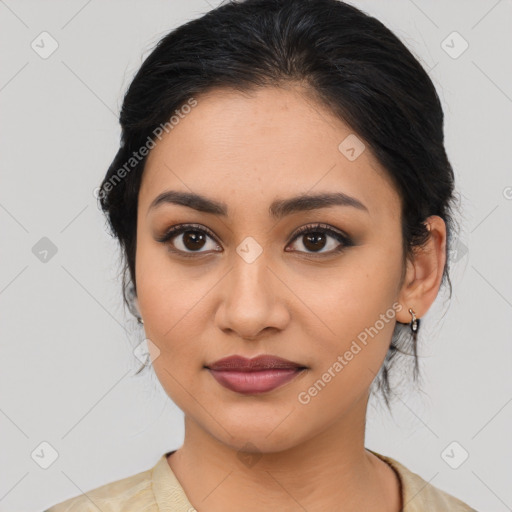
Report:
396,215,447,324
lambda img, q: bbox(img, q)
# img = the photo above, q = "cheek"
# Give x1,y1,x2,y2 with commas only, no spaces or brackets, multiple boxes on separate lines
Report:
135,241,208,376
297,243,401,337
137,269,211,364
293,296,399,419
136,235,204,331
294,244,402,388
137,263,214,411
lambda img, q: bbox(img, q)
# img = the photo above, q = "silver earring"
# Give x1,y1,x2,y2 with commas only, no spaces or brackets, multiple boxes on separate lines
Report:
408,308,420,334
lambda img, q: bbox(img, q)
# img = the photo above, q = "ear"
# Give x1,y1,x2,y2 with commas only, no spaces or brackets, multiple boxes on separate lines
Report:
396,215,447,324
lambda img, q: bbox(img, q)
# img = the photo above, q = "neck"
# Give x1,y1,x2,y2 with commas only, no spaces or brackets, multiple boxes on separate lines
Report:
167,392,401,512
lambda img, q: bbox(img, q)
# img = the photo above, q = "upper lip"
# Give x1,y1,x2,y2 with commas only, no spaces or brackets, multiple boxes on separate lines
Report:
206,355,306,371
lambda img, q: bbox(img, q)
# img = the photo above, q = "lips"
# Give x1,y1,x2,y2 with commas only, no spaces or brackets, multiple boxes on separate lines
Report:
205,355,307,394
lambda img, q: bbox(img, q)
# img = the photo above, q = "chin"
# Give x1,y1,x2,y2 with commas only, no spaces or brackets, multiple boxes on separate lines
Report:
207,418,304,454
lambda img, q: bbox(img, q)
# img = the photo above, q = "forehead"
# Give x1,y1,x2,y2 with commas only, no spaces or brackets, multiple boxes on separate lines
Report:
139,85,400,221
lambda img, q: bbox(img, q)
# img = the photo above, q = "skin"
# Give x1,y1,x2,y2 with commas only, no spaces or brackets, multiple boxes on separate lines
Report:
134,84,447,512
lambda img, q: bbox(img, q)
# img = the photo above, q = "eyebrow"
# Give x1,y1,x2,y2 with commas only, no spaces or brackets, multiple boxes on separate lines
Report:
147,190,369,219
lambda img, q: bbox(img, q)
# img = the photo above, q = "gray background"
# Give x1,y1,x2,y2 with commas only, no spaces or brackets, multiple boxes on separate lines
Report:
1,0,511,511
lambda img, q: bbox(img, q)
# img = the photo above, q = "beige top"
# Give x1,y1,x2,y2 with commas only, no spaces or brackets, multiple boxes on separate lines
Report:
45,449,477,511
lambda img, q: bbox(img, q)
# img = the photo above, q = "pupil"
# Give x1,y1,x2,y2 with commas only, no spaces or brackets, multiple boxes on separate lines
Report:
304,233,326,251
184,231,206,250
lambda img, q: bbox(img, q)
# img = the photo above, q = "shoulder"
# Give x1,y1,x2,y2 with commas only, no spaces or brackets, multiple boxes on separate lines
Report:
368,450,478,512
44,464,155,512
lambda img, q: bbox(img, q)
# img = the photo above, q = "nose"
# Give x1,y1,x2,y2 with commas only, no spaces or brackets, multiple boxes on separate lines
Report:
214,252,290,341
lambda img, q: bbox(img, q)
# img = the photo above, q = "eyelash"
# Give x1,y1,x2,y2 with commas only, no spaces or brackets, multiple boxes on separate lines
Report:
156,222,353,259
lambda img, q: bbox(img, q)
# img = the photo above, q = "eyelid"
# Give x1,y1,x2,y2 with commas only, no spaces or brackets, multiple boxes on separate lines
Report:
287,222,350,245
155,223,219,244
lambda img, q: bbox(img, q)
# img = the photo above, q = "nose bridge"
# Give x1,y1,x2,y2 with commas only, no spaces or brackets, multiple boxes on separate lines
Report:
226,209,287,297
230,234,271,302
215,233,289,337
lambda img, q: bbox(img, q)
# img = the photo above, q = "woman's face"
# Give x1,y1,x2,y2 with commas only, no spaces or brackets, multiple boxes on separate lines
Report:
135,85,409,452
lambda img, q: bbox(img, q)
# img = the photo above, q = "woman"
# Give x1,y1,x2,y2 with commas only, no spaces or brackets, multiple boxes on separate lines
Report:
46,0,476,510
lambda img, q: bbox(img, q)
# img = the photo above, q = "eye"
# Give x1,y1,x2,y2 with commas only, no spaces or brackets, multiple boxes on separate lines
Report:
156,223,221,257
286,223,353,256
156,222,353,258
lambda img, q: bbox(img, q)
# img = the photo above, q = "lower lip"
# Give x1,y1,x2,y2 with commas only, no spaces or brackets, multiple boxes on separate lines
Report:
207,368,305,394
